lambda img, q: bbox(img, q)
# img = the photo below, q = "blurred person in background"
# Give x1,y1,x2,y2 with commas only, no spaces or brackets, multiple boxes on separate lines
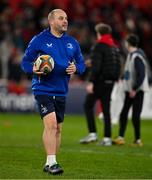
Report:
113,34,149,147
80,23,121,146
79,57,103,144
21,9,85,175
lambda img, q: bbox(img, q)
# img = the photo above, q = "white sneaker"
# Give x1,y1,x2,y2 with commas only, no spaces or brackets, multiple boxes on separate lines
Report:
97,137,112,146
79,134,97,144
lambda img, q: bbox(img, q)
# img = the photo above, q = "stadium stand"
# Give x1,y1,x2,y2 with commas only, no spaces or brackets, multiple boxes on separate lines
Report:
0,0,152,92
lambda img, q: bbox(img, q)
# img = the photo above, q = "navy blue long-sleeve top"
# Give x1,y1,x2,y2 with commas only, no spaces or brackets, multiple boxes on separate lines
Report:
133,56,145,90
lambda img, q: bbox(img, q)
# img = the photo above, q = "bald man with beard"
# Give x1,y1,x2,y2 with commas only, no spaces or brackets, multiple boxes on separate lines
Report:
21,9,85,175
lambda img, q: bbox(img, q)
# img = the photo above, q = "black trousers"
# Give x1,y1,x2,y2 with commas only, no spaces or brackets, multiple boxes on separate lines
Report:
119,91,144,140
84,81,114,137
84,93,98,133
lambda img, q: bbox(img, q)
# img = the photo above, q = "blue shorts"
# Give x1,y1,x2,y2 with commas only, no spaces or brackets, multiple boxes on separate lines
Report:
35,95,66,123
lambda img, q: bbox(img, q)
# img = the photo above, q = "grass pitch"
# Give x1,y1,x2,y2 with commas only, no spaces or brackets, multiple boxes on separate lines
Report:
0,113,152,179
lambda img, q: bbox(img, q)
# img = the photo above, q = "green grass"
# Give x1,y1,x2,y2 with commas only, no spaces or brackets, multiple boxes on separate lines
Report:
0,113,152,179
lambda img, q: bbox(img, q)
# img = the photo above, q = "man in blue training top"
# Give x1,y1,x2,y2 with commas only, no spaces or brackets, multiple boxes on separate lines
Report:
21,9,85,175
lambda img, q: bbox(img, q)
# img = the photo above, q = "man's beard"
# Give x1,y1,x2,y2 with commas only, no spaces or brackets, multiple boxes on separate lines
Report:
58,25,67,34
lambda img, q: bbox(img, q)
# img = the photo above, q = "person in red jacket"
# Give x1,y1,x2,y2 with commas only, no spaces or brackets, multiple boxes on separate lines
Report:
80,23,121,145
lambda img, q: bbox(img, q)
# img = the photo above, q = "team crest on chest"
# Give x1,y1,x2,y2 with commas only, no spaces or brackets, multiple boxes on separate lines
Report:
67,43,73,49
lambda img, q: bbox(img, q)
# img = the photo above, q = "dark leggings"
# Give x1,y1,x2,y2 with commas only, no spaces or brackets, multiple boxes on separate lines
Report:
119,91,144,140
